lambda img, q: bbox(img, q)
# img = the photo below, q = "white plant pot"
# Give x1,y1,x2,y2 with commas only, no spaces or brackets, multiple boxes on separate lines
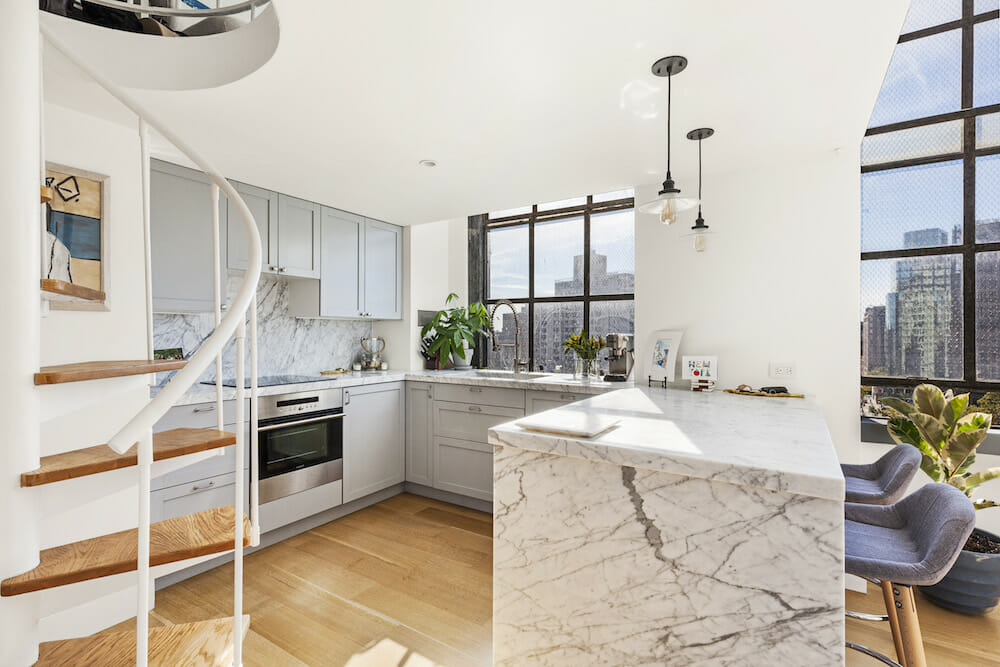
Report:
452,341,474,370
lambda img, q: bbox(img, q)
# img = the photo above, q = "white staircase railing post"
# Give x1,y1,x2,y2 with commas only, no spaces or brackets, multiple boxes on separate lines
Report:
137,117,154,667
233,313,246,667
249,292,260,546
211,183,224,432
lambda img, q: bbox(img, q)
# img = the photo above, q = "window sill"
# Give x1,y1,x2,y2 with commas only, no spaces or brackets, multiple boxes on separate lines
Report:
861,417,1000,456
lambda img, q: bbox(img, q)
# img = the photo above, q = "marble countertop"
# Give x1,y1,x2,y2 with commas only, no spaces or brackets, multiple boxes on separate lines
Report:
488,386,845,501
154,368,623,406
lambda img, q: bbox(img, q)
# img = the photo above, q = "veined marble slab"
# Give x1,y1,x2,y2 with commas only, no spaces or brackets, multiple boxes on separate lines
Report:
490,386,845,665
490,387,843,501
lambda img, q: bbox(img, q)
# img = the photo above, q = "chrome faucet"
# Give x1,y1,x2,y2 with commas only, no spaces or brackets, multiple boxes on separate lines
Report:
488,299,529,374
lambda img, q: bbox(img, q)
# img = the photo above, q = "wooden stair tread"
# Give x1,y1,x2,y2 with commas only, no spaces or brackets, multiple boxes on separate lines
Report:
21,428,237,487
36,615,250,666
35,360,186,385
41,185,53,204
41,278,106,303
1,506,250,596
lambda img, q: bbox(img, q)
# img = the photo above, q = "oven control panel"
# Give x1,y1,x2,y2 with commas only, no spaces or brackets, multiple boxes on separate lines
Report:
257,387,344,421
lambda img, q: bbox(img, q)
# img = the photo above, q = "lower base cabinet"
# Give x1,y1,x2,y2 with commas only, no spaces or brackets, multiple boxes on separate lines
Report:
434,437,493,501
343,382,405,503
151,470,249,523
405,382,434,486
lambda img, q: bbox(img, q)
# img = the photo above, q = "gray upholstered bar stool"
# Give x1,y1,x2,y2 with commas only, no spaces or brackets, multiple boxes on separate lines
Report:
845,483,975,667
841,444,922,504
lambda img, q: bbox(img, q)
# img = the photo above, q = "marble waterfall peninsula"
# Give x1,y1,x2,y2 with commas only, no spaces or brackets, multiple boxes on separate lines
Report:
490,387,845,665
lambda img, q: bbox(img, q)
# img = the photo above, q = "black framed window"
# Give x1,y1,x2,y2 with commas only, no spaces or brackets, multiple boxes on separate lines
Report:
860,0,1000,422
478,190,635,372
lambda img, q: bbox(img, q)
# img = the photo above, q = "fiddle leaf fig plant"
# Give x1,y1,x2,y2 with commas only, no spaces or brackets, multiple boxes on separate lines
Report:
883,384,1000,510
420,293,491,366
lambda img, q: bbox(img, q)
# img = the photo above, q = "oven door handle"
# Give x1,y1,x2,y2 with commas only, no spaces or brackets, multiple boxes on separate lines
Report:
258,413,344,432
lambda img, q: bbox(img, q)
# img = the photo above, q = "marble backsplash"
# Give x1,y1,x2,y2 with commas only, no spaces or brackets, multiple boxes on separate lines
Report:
154,275,373,384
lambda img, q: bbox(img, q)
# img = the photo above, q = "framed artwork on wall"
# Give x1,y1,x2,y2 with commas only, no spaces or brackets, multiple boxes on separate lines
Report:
43,162,109,310
647,330,683,383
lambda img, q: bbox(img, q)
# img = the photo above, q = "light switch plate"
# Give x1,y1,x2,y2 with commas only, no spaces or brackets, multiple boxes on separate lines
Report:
769,361,795,378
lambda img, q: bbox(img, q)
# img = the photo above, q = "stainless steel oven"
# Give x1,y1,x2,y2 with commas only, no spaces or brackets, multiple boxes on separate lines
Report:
258,388,343,503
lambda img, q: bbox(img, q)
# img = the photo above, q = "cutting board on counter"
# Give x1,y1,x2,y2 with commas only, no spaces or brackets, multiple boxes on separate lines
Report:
516,411,621,438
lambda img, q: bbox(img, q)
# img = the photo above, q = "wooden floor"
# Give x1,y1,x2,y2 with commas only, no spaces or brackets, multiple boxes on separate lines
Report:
96,492,1000,666
107,493,493,666
846,581,1000,666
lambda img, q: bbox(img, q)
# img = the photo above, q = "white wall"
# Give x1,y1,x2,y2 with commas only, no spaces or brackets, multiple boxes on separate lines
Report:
378,218,468,371
634,148,862,463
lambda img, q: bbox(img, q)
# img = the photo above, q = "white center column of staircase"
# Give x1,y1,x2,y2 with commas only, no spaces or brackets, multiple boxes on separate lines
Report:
0,3,42,665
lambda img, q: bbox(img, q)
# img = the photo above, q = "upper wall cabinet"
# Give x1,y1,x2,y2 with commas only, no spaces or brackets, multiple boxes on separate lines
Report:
150,160,224,312
363,219,402,320
227,182,277,275
276,194,321,279
289,213,402,320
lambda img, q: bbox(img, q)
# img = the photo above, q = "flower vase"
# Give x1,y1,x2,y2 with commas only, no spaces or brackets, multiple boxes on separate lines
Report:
574,357,596,382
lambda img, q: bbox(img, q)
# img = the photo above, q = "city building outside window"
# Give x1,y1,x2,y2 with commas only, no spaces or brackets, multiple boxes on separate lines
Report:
479,190,635,373
860,0,1000,422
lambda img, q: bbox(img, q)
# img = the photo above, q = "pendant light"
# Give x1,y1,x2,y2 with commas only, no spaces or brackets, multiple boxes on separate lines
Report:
639,56,699,224
684,127,714,252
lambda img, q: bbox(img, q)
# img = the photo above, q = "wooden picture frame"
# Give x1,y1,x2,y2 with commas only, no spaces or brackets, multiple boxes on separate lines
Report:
647,330,683,383
44,162,109,311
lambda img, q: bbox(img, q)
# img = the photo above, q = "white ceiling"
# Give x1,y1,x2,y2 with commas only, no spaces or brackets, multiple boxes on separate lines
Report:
44,0,910,225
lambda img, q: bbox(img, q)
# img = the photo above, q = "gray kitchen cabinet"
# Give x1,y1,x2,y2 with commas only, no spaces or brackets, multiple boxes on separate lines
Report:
434,437,492,501
227,181,278,274
363,219,402,319
319,207,364,317
276,194,321,278
343,382,405,503
151,469,249,524
152,399,250,492
405,382,434,487
525,389,586,414
150,160,225,312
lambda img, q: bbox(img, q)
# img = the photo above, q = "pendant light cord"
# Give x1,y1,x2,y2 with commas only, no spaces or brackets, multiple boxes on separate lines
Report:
666,72,672,176
697,137,702,216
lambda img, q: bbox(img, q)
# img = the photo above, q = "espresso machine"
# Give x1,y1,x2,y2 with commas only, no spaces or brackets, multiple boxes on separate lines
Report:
604,333,634,382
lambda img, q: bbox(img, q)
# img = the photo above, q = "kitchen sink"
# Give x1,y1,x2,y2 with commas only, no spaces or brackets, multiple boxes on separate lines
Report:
473,370,552,380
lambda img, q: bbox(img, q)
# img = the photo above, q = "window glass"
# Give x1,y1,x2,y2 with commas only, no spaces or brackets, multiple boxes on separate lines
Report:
977,113,1000,148
489,205,532,219
977,252,1000,381
868,29,962,128
861,256,963,379
538,196,587,211
488,224,528,299
901,0,961,33
861,121,962,165
533,302,583,373
862,161,963,253
974,20,1000,108
590,210,635,296
978,154,1000,243
534,217,583,297
589,301,635,374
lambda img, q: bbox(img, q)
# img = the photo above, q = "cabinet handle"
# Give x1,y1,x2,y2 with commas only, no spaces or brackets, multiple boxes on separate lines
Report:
560,394,577,401
345,390,351,406
469,387,483,393
278,267,286,273
220,304,228,311
191,481,216,492
193,405,216,413
468,405,482,412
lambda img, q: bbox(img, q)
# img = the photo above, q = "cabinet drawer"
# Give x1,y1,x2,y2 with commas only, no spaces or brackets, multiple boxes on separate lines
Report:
434,437,492,502
525,389,587,415
433,384,524,410
150,470,245,524
153,399,248,433
433,401,523,442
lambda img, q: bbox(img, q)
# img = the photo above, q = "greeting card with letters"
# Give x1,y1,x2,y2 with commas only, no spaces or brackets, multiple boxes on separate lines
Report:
682,355,718,391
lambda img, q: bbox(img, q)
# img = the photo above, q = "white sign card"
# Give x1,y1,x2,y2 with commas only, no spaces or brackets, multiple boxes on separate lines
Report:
682,355,718,380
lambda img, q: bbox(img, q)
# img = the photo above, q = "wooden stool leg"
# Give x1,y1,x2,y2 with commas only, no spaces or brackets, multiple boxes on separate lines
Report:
880,580,907,665
893,583,927,667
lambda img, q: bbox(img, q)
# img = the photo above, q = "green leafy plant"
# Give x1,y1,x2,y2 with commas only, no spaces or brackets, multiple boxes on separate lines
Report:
883,384,1000,510
420,293,490,367
561,331,606,362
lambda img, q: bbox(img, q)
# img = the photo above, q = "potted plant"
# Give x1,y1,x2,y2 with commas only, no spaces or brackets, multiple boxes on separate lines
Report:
561,331,606,380
421,293,490,370
883,384,1000,614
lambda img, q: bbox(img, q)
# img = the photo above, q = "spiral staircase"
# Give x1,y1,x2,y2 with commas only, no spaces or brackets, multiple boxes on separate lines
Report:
0,2,279,664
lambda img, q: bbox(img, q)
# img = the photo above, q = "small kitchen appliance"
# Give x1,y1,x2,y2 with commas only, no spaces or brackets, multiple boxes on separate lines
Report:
359,335,385,371
604,333,634,382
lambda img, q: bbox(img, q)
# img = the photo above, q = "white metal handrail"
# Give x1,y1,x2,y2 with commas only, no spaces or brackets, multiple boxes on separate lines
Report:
51,0,271,19
40,17,263,666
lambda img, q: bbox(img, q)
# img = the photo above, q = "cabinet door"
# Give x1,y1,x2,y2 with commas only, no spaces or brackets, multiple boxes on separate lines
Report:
319,207,364,318
405,382,434,486
150,470,248,524
343,382,404,503
277,194,321,278
227,182,278,273
150,160,225,312
434,437,492,501
363,219,402,319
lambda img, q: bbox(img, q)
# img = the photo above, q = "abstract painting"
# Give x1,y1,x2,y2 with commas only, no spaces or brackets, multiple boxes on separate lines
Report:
45,165,105,296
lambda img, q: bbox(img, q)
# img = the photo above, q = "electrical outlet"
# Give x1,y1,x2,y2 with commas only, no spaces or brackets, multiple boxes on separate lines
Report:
769,362,795,378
